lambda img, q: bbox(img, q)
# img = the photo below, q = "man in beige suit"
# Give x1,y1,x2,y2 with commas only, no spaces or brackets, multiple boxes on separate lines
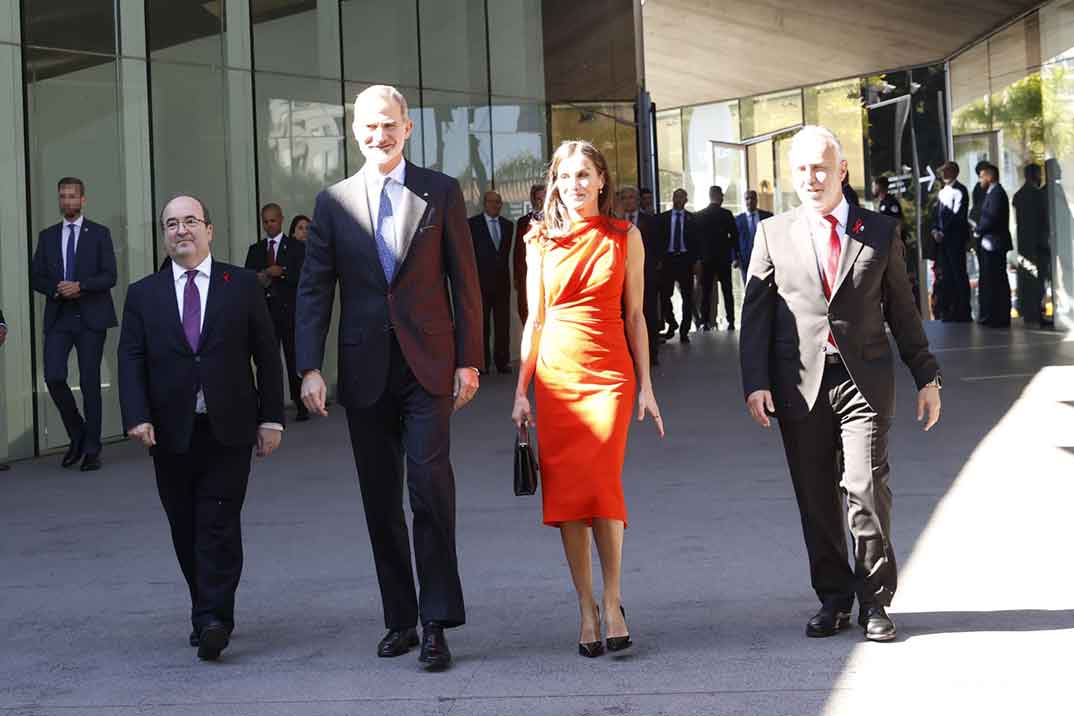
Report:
739,126,942,642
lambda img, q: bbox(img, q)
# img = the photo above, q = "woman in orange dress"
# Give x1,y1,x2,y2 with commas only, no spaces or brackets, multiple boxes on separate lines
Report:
512,140,663,657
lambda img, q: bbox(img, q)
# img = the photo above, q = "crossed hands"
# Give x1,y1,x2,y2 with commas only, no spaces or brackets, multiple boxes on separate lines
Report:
56,281,81,299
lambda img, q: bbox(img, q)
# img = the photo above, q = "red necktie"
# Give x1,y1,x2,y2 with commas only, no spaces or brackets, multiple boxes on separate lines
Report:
822,215,841,347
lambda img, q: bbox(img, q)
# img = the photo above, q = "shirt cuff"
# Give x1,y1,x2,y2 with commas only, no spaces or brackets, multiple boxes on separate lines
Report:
259,422,284,431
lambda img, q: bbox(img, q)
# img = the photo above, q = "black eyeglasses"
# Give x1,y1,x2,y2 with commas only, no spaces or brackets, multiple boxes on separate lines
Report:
163,216,207,232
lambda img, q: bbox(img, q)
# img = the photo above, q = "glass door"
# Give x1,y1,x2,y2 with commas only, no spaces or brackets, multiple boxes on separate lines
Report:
711,141,747,214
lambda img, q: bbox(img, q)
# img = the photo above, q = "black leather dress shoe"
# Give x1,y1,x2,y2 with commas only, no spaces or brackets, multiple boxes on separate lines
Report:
197,622,230,661
295,411,310,422
418,624,452,670
189,630,199,647
859,605,896,642
497,365,513,375
726,323,735,331
377,627,419,657
80,454,101,472
806,605,851,637
680,334,690,344
62,434,84,468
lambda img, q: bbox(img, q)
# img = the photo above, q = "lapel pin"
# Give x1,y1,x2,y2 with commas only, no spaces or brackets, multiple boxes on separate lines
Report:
222,271,231,282
852,219,865,235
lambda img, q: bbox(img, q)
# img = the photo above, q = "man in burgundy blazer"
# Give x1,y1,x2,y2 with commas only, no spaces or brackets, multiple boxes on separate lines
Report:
296,85,482,671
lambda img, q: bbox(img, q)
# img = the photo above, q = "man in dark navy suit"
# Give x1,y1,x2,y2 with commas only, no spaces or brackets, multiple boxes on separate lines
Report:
658,188,699,343
297,85,482,671
619,185,663,366
30,177,117,471
694,185,739,331
244,203,308,420
468,190,514,374
931,161,973,322
118,195,284,661
735,190,773,283
975,163,1012,327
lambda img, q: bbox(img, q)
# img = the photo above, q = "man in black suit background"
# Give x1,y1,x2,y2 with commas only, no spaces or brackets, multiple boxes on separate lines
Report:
30,177,117,472
512,184,546,324
244,203,308,420
468,190,514,374
118,195,284,661
658,188,698,343
297,85,482,671
931,161,973,322
619,185,662,366
694,185,739,331
975,163,1012,327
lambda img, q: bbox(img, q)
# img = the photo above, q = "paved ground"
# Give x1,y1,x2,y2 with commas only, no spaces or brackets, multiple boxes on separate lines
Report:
2,322,1073,716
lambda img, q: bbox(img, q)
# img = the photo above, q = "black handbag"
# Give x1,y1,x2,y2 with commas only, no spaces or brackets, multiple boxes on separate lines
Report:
514,421,539,496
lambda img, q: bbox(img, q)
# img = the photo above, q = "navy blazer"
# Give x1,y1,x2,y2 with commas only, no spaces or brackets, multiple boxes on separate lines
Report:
30,219,118,332
656,209,700,262
735,210,773,270
243,235,306,317
297,161,483,407
468,213,514,298
976,184,1012,253
117,261,284,453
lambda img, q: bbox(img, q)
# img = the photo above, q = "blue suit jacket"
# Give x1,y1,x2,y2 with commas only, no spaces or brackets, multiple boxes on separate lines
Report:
30,219,118,332
735,210,772,271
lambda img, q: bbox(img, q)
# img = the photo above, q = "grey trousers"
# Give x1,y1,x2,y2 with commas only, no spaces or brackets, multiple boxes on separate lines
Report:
777,361,897,609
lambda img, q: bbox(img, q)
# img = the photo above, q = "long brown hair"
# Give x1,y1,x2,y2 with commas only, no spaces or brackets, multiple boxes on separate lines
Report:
540,140,616,237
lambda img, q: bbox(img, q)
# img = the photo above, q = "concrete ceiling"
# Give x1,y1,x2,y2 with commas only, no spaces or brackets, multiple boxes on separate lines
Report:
643,0,1042,108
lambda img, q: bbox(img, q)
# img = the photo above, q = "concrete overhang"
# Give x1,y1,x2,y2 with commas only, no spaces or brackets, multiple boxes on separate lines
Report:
643,0,1043,108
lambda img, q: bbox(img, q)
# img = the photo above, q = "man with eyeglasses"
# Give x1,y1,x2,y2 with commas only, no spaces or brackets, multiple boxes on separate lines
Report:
30,177,118,472
118,195,284,661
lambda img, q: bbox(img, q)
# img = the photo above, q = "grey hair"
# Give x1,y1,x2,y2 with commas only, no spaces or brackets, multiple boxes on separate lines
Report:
618,185,639,198
353,84,409,119
790,125,844,163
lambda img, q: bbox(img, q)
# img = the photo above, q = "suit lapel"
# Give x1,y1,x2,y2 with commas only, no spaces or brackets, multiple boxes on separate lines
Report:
395,163,429,275
156,267,191,354
790,207,825,299
340,171,388,289
199,261,227,344
831,205,866,298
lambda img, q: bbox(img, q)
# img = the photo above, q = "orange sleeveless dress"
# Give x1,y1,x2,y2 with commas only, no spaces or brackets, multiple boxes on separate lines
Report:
532,216,637,527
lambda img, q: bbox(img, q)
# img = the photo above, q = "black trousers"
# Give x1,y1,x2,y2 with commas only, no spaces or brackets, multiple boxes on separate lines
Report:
43,312,106,455
977,247,1011,326
699,259,734,327
269,305,305,415
345,337,463,630
777,361,897,610
643,270,661,364
153,416,253,632
660,254,694,335
937,241,971,321
481,290,510,372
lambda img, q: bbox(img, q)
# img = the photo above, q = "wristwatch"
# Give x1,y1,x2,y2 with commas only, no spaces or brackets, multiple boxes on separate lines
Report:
924,374,943,390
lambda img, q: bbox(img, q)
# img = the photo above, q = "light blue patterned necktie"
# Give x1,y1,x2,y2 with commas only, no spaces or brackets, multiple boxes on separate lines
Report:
375,179,397,283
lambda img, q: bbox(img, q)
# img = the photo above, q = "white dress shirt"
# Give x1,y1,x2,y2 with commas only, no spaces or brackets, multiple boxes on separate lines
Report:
365,159,406,259
266,232,284,261
60,214,85,279
172,255,282,430
938,183,963,215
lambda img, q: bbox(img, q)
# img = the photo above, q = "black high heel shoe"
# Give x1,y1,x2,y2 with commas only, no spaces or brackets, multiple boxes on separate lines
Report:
578,604,604,658
606,605,632,652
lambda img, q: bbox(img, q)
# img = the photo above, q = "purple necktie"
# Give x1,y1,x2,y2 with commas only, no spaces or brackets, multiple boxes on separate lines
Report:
182,269,201,352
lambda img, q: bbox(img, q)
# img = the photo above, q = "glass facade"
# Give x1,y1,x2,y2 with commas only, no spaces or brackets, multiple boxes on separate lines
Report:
0,0,639,462
950,4,1074,329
